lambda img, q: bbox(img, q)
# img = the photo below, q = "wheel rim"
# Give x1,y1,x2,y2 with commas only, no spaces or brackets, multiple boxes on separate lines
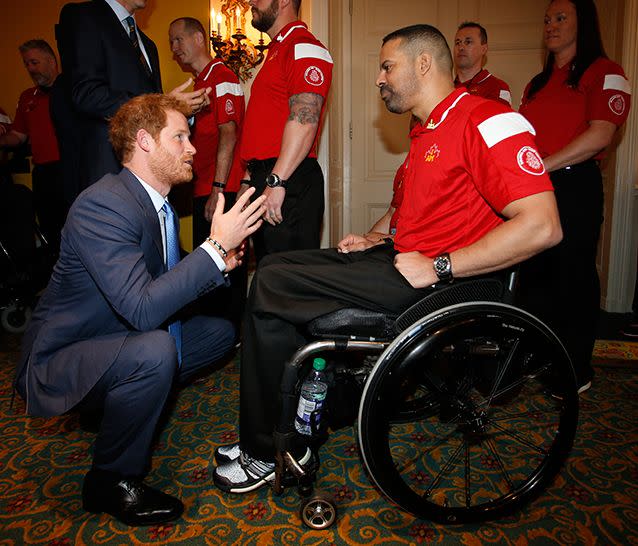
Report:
1,304,31,333
359,304,578,524
300,496,337,530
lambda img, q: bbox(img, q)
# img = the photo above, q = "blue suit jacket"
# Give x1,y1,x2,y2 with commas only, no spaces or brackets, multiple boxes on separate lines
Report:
55,0,163,194
16,169,225,416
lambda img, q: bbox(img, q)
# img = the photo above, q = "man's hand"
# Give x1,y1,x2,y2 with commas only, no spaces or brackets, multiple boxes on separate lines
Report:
236,182,251,204
262,186,286,225
337,233,377,253
209,187,266,253
223,241,247,272
394,251,438,288
169,78,211,115
204,187,223,222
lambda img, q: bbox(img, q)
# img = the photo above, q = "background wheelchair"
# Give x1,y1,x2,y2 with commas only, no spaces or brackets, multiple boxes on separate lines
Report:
270,271,579,530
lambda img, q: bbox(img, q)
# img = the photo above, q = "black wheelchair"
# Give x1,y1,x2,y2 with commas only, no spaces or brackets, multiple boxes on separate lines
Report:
269,271,579,529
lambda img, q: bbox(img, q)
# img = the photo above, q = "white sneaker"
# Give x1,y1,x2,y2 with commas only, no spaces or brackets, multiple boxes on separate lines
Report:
577,381,592,395
214,443,241,465
213,448,311,494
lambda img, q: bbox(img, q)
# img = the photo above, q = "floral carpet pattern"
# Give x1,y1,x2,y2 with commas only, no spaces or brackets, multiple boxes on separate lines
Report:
593,339,638,362
1,332,637,545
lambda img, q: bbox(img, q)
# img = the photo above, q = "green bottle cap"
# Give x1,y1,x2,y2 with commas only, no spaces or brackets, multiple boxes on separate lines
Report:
312,357,326,371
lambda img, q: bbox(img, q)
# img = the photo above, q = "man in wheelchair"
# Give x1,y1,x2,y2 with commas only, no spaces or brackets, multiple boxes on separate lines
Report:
213,23,563,494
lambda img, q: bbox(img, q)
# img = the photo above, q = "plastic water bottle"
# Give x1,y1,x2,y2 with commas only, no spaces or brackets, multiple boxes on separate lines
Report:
295,357,328,435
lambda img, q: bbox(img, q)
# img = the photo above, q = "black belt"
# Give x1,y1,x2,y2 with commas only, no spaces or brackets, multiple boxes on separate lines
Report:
246,158,277,172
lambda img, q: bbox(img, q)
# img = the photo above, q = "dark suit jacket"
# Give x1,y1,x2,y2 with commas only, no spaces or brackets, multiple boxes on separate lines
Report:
15,169,225,417
54,0,162,196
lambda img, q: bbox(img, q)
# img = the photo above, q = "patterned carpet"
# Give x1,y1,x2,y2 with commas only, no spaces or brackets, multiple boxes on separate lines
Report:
593,339,638,362
1,331,637,545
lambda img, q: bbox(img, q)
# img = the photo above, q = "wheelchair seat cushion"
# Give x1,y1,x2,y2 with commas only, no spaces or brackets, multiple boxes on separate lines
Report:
306,308,397,339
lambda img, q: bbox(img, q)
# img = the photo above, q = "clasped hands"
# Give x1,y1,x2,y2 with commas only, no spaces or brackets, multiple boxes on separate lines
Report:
235,184,286,226
208,187,266,271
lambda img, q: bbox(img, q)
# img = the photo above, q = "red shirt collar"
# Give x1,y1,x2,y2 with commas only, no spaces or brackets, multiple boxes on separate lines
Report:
272,20,308,44
195,59,224,84
411,88,468,136
454,68,489,87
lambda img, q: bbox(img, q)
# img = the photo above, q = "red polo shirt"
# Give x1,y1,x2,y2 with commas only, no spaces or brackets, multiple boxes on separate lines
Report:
192,59,245,195
455,69,512,107
394,89,553,257
519,57,631,159
11,86,60,165
240,21,333,162
389,158,408,232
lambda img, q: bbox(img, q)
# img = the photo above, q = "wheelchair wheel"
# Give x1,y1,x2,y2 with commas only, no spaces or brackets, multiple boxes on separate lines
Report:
358,302,578,524
300,493,337,530
1,302,32,333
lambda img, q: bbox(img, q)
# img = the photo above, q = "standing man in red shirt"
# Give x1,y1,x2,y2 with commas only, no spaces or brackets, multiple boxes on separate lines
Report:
169,17,247,326
0,40,66,255
239,0,333,263
453,22,512,107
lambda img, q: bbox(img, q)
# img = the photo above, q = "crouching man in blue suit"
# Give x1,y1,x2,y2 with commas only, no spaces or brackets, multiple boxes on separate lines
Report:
14,93,266,527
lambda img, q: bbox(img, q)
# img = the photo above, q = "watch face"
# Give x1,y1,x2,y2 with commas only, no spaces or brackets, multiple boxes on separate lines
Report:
434,257,449,273
266,174,283,188
434,254,452,281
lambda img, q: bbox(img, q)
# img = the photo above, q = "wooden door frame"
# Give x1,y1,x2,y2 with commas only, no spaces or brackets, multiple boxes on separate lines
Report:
606,0,638,312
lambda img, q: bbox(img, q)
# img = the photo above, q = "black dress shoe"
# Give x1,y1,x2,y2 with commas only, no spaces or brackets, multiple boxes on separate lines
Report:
82,469,184,526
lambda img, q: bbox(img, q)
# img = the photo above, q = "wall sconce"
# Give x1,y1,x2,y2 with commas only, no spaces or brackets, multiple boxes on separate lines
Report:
210,0,268,82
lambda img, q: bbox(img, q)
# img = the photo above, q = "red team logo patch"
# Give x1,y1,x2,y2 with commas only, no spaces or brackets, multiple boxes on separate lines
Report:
304,66,324,86
516,146,545,176
608,94,626,116
225,99,235,115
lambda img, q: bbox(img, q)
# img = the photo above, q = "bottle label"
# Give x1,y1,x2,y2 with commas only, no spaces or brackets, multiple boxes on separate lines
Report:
296,393,325,422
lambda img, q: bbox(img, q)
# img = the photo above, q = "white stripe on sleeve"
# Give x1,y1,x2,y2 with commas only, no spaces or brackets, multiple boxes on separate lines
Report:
478,112,536,149
216,82,244,97
603,74,631,94
499,90,512,105
294,43,333,64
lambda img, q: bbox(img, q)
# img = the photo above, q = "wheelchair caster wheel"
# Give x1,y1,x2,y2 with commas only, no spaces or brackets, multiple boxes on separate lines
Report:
1,303,32,333
300,493,337,530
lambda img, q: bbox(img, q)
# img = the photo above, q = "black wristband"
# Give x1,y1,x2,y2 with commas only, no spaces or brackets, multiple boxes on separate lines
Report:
240,179,251,186
206,237,228,258
212,182,226,189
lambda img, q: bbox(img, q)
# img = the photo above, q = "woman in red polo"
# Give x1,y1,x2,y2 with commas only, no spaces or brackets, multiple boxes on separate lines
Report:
518,0,631,394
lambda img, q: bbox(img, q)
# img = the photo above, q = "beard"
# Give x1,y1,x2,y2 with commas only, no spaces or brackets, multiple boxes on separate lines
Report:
379,74,419,114
251,0,279,32
148,144,193,186
380,84,408,114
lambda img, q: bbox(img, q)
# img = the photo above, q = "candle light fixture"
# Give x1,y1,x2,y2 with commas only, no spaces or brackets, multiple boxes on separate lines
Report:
209,0,268,82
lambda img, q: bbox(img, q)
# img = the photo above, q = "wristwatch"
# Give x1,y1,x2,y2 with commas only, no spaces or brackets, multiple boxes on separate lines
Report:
433,252,453,283
265,172,287,189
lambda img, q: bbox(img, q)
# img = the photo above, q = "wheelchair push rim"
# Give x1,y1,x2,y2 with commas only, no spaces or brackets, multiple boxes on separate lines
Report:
357,302,579,524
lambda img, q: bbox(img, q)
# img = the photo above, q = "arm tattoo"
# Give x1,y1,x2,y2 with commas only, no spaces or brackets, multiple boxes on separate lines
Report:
287,93,323,124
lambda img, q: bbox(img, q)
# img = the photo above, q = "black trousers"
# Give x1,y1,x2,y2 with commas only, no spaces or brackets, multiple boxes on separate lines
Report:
518,160,603,384
193,192,248,329
239,244,429,461
247,157,324,264
31,161,67,255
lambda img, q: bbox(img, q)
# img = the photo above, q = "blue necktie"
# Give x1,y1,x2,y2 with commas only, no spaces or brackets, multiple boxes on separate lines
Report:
162,202,182,364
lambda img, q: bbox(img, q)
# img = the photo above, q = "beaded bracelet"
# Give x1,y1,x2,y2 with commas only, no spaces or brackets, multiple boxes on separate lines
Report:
206,237,228,258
